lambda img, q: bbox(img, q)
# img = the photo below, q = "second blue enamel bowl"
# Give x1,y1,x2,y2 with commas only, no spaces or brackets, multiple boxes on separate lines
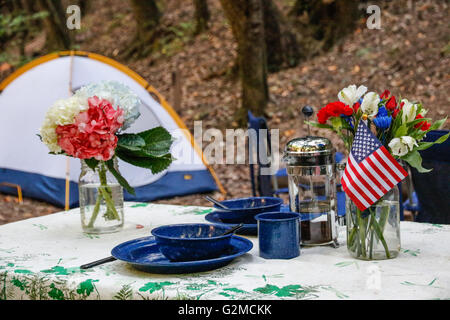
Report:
213,197,284,223
151,223,233,262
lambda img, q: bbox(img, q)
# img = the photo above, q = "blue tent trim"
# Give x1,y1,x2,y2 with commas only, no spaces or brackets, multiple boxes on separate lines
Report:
0,168,218,208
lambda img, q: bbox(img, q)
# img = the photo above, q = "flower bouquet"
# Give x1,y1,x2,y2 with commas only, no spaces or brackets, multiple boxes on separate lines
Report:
39,81,174,233
308,84,448,260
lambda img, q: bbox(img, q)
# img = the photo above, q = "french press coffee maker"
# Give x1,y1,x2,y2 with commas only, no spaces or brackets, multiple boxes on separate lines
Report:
283,106,338,246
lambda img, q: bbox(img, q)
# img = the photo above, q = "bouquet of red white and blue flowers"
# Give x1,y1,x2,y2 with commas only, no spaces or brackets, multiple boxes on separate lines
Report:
310,84,448,172
309,84,448,260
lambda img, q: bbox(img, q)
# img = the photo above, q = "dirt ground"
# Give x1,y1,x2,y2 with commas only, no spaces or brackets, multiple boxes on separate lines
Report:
0,0,447,224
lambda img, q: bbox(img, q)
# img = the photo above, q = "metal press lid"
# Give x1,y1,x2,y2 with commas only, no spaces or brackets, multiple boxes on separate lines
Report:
284,136,333,155
283,136,335,166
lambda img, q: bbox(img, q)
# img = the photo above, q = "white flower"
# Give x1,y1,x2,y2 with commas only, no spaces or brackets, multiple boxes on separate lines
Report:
39,96,88,153
419,108,428,116
338,84,367,106
400,99,418,124
73,80,141,130
388,136,418,157
360,92,380,118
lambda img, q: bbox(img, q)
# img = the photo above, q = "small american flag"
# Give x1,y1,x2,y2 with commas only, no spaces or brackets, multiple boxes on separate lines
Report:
341,121,408,211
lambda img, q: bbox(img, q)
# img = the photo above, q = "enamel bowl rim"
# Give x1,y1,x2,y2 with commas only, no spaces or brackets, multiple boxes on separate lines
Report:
151,223,232,241
213,196,284,211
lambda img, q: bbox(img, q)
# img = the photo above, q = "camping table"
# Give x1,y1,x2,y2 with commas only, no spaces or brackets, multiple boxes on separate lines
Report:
0,202,449,300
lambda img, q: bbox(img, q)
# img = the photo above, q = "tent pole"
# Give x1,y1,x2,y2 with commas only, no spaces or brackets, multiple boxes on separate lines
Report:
65,52,74,211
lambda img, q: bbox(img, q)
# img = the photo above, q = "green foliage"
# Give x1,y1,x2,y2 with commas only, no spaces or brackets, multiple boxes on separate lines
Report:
115,126,174,174
0,11,48,39
113,284,133,300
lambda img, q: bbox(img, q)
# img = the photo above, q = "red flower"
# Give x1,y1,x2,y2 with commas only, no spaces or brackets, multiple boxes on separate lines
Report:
328,101,353,116
317,101,353,124
385,96,397,111
380,90,390,99
56,97,124,161
353,102,360,113
317,107,329,124
414,114,431,131
392,101,404,118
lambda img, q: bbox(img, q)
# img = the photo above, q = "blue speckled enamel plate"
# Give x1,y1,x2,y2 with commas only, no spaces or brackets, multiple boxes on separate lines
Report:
111,235,253,274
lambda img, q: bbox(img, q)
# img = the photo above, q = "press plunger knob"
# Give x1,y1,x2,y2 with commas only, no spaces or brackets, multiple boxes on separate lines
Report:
302,105,314,136
302,105,314,118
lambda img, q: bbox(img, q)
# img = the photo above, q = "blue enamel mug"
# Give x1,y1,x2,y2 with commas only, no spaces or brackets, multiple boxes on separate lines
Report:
255,212,301,259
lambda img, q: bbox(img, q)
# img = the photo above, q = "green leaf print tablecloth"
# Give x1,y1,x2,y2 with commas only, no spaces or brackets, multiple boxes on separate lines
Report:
0,202,449,300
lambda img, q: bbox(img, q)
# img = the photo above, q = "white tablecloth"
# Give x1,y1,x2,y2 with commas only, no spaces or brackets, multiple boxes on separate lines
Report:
0,202,449,300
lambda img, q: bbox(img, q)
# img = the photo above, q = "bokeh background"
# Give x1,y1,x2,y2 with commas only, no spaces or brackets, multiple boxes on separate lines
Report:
0,0,448,223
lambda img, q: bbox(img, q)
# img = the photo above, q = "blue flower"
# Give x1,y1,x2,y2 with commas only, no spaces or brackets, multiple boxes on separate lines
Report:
340,115,354,128
373,115,392,130
377,106,388,117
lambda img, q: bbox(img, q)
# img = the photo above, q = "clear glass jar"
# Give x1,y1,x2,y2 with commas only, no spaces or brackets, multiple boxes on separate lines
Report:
79,158,124,234
346,187,400,260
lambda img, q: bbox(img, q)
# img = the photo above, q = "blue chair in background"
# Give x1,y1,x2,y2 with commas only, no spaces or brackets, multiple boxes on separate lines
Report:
408,130,450,224
403,191,421,218
247,111,346,218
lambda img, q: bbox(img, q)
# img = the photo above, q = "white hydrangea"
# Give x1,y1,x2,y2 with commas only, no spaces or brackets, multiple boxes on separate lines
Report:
39,95,88,153
73,80,141,130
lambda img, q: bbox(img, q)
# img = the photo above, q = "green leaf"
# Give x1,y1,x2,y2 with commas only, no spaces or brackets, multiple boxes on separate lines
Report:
394,124,408,137
117,134,146,151
115,150,173,174
428,117,447,131
138,127,173,157
331,117,344,132
115,127,174,174
105,158,136,195
416,132,450,151
139,281,175,293
84,158,99,170
401,150,431,173
117,127,173,158
138,126,172,144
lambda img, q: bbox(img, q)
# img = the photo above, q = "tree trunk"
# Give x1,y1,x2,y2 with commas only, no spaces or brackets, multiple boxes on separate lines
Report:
124,0,162,58
220,0,268,126
262,0,301,72
37,0,72,51
78,0,92,15
193,0,210,34
290,0,360,55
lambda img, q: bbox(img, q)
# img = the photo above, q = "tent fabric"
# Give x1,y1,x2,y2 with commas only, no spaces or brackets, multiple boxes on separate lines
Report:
0,51,224,207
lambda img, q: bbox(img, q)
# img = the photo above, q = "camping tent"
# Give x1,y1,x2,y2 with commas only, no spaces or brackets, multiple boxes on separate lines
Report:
0,51,225,208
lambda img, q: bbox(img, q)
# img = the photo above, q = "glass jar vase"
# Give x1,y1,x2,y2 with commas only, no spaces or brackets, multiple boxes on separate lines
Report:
79,158,124,234
346,186,400,260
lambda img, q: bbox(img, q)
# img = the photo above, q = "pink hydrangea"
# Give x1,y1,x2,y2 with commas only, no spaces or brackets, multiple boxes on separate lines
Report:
55,97,124,161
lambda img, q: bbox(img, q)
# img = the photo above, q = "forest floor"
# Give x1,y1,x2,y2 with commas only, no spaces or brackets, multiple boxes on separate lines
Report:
0,0,448,224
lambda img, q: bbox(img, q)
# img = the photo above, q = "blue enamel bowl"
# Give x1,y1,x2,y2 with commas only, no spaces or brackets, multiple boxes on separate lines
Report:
151,223,233,262
213,197,284,224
